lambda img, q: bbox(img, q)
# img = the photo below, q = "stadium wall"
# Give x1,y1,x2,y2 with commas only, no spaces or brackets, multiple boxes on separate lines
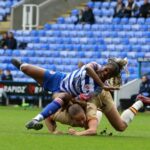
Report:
114,79,141,108
11,0,89,30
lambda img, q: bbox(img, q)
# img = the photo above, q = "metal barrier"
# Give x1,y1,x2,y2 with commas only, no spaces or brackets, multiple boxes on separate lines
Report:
0,81,51,108
22,4,39,30
114,79,141,108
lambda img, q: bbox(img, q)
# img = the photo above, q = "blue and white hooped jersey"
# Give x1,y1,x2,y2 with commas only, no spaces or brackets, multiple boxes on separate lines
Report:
60,65,102,97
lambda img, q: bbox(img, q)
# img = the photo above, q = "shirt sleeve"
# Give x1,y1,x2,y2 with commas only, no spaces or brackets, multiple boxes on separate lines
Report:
87,62,101,71
86,102,98,121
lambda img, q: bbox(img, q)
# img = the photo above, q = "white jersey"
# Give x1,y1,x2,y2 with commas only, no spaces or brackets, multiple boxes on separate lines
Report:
60,64,102,97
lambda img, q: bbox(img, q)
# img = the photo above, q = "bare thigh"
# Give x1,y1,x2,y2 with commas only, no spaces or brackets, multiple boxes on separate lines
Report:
21,64,45,85
53,92,73,104
104,105,127,131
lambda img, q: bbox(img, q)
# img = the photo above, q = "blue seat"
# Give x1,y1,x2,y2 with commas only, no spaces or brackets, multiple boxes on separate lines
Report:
30,30,38,36
121,38,129,44
87,1,94,8
107,44,115,51
64,44,73,50
123,45,132,52
21,57,29,63
62,59,71,65
120,18,129,24
102,8,112,17
142,45,149,52
38,30,45,36
44,23,51,30
70,58,79,65
104,37,113,44
71,9,79,16
75,24,83,30
15,30,23,36
103,17,113,24
62,38,71,44
57,17,65,24
65,17,73,24
112,18,121,24
60,31,69,37
66,24,75,30
83,24,91,31
51,24,59,30
0,1,6,7
27,43,34,50
55,65,65,72
94,2,102,8
129,18,137,24
0,49,4,55
77,51,85,58
40,44,49,50
12,50,20,56
138,38,146,44
101,51,110,58
102,2,110,9
136,52,145,57
134,31,143,38
93,8,101,16
4,50,12,56
140,25,148,31
112,38,121,44
127,52,137,59
72,44,81,51
91,24,99,30
113,25,123,31
47,37,57,44
132,45,141,52
110,1,117,8
137,18,145,24
131,24,140,31
115,44,124,52
145,18,150,24
39,37,48,43
123,25,131,31
129,38,138,44
22,30,31,36
144,52,150,57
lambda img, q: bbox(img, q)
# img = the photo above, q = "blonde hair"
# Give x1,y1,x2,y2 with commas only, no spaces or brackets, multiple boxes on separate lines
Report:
107,58,128,87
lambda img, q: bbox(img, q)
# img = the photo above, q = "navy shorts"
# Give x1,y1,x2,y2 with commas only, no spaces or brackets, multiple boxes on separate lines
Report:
43,71,66,93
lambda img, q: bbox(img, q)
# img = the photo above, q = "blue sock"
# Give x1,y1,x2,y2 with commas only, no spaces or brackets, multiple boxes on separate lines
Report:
40,99,62,119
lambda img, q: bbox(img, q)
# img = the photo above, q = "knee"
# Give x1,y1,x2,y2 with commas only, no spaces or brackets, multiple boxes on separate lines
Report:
20,64,30,73
114,124,126,132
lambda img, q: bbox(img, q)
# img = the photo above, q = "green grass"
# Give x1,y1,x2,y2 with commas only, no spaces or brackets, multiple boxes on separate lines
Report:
0,106,150,150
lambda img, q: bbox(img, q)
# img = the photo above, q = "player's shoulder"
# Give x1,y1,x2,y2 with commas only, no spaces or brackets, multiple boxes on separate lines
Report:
86,102,97,110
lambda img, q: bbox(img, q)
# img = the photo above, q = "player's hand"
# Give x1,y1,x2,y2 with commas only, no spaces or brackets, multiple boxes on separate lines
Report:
53,130,64,135
68,128,78,135
103,86,120,91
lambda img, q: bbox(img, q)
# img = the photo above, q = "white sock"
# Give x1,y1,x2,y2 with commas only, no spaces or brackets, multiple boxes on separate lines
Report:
131,100,143,111
121,109,134,125
33,114,44,122
121,100,144,125
20,63,28,71
96,111,102,125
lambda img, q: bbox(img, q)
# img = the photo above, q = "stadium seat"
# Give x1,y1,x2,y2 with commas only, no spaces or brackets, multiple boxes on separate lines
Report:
94,2,102,8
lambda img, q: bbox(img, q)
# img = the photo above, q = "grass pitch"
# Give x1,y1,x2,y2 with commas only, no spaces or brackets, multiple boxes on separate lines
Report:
0,106,150,150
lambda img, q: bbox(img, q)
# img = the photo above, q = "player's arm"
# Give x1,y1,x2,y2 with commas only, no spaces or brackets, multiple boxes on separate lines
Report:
86,62,119,91
68,119,98,136
85,62,106,89
44,117,57,133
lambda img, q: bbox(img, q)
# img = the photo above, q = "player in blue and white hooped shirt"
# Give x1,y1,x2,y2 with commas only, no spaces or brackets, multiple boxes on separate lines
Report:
11,58,126,130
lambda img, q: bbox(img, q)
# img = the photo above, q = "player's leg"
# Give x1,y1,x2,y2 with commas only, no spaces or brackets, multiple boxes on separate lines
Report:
26,92,72,130
11,58,45,85
104,105,127,131
105,95,149,131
